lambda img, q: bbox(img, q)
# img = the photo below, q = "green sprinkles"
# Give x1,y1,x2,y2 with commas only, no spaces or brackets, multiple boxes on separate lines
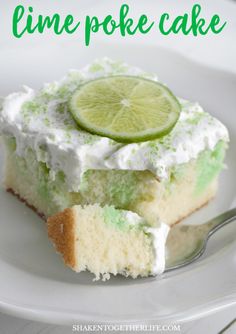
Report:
15,58,225,179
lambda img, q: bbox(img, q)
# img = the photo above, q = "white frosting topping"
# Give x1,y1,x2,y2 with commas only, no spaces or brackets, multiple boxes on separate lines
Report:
146,223,170,275
121,210,170,275
0,58,229,191
122,210,144,226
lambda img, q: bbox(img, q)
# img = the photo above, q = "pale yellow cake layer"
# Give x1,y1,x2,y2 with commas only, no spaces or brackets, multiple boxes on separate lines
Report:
2,136,225,226
47,205,156,280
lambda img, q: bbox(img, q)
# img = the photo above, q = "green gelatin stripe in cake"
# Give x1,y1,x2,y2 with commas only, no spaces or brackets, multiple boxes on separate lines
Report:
107,175,136,205
164,164,187,195
80,170,155,209
6,146,73,216
4,137,16,152
37,162,51,201
102,206,143,231
103,206,129,230
195,141,226,195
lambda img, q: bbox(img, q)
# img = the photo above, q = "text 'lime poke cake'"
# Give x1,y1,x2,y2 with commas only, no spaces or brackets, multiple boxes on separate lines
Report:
0,58,229,279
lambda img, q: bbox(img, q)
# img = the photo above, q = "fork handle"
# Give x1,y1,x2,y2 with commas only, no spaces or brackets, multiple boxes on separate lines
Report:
207,207,236,237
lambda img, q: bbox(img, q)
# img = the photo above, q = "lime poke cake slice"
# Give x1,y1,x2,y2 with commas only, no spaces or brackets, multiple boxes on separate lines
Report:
47,204,169,280
0,58,229,228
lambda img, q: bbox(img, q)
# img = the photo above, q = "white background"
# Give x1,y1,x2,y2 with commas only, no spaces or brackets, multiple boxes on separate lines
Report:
0,0,236,333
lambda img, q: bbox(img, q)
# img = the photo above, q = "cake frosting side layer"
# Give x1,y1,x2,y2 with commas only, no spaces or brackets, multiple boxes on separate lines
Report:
0,58,229,192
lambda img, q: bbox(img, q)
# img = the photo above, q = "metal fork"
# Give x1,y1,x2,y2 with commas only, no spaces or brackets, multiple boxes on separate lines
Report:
165,208,236,272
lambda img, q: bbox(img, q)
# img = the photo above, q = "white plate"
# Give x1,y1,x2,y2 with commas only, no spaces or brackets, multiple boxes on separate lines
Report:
0,42,236,325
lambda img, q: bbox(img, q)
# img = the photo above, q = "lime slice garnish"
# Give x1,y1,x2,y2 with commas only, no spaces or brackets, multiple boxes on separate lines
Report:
70,76,181,143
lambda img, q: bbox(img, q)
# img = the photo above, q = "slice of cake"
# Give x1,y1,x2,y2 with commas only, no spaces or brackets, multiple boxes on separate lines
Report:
0,58,229,226
47,204,169,280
